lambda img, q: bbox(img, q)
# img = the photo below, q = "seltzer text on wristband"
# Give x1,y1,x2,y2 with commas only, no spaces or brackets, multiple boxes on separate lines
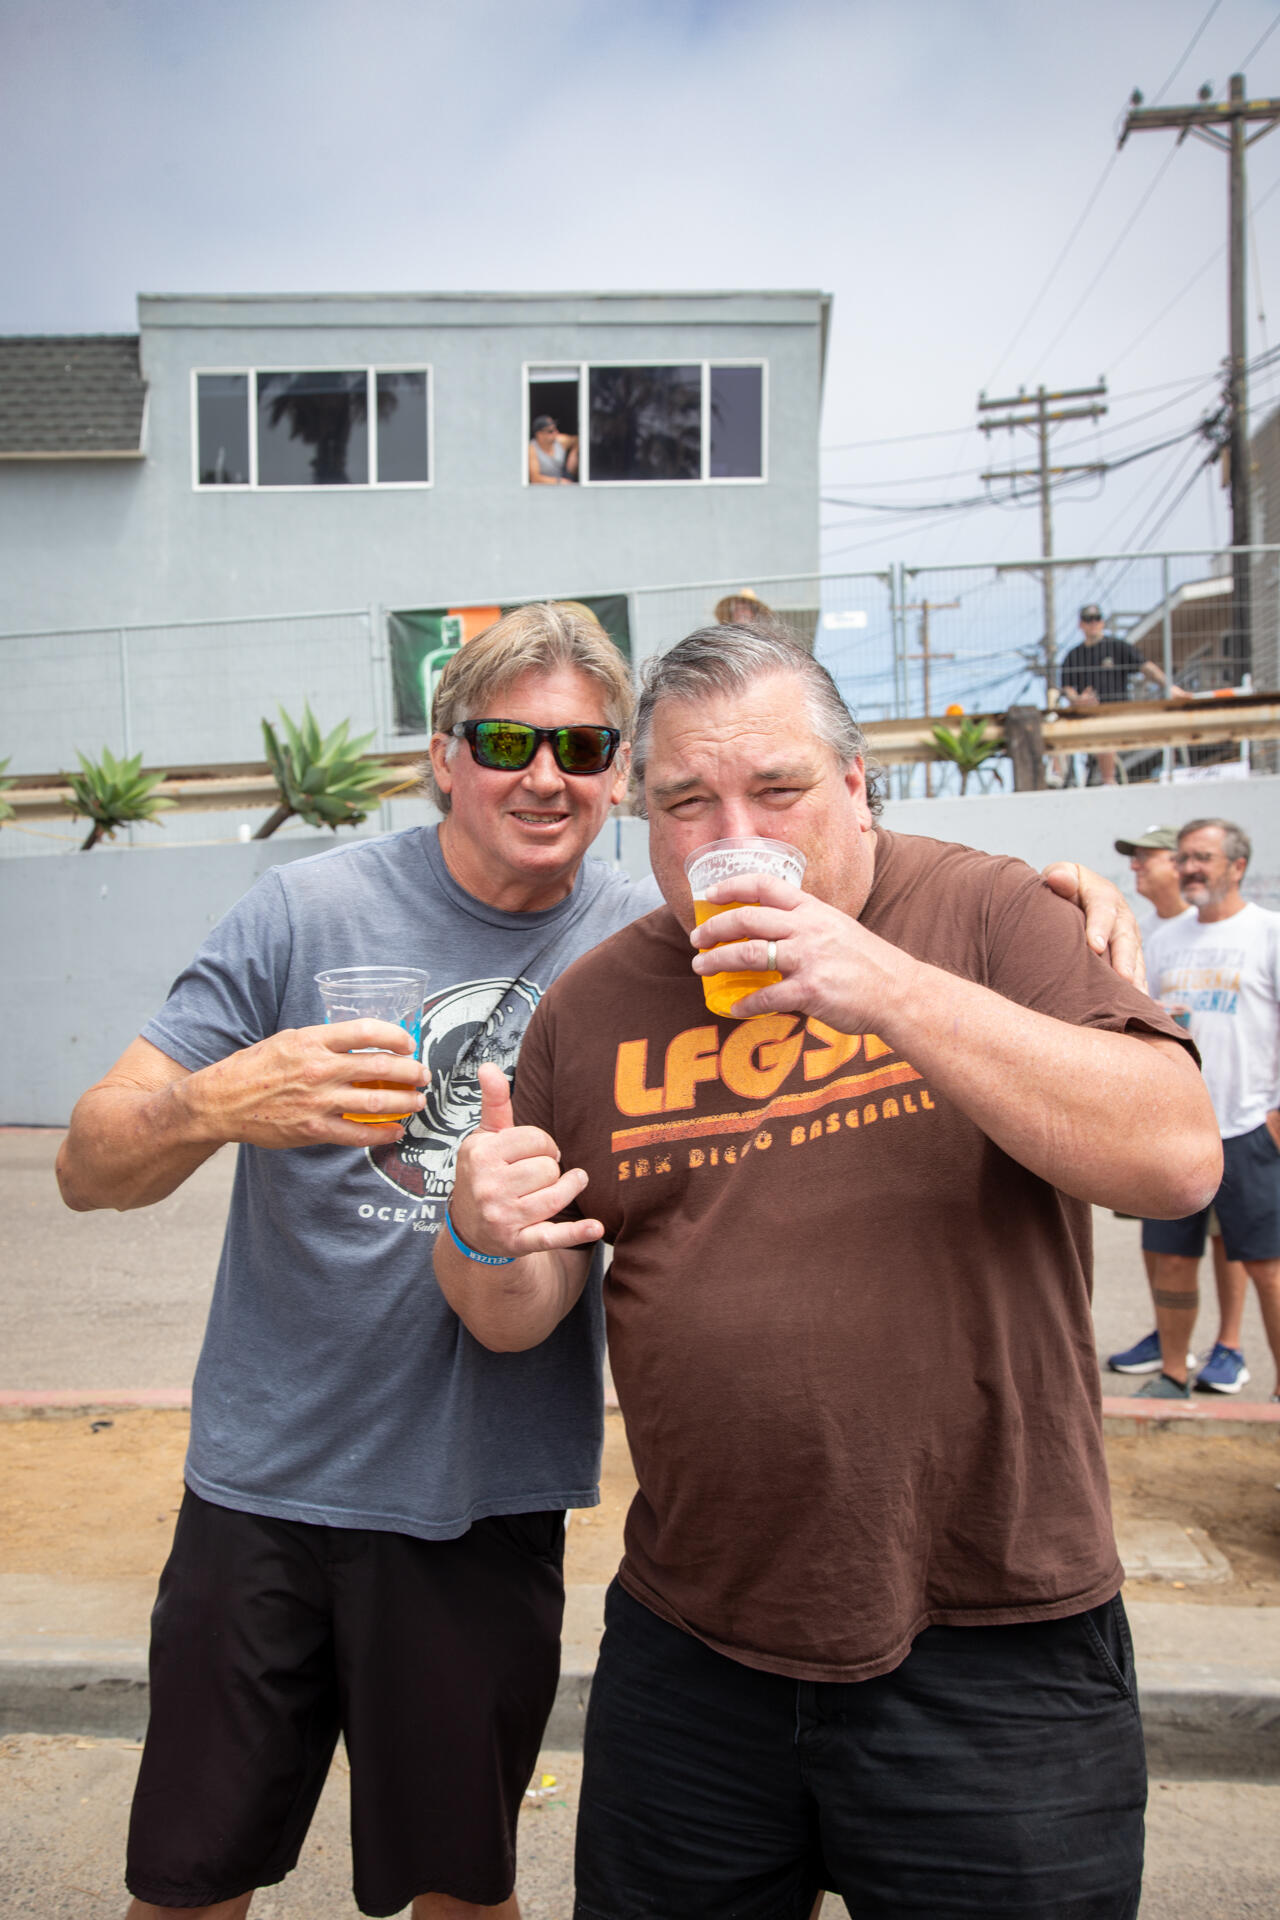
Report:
444,1208,515,1266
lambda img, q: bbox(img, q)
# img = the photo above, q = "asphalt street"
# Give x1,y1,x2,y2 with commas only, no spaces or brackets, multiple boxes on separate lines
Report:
2,1735,1279,1920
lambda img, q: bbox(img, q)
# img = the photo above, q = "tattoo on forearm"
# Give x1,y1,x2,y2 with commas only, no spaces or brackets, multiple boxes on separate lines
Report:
1153,1288,1199,1309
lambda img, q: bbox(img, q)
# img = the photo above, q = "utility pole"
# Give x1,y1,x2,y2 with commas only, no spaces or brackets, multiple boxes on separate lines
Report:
1121,73,1280,681
977,383,1107,697
905,596,958,797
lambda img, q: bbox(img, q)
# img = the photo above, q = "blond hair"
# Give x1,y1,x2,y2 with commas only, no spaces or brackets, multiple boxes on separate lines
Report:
425,602,634,812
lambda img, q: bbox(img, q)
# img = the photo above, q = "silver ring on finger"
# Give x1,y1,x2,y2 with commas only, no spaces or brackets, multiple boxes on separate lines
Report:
766,939,778,973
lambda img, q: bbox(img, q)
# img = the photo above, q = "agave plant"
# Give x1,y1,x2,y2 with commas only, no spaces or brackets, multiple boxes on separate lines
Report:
256,704,388,839
0,756,15,825
65,747,177,850
930,715,1006,797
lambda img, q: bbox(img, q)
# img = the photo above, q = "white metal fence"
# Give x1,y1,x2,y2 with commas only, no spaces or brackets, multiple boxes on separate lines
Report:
1,608,379,775
2,548,1276,787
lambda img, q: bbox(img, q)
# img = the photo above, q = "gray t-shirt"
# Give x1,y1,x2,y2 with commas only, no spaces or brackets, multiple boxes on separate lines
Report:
142,825,658,1538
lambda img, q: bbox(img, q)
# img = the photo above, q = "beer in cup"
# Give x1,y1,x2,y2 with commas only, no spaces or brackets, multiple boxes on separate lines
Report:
684,837,806,1017
315,966,430,1123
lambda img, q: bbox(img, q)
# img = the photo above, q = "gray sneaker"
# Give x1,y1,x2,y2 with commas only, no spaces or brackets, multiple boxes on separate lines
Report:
1134,1373,1193,1400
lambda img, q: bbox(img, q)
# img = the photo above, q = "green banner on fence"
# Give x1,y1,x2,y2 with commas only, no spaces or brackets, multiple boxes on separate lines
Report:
388,594,631,734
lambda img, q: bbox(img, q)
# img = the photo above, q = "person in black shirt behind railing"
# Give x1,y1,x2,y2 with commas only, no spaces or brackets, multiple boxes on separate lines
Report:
1057,601,1186,785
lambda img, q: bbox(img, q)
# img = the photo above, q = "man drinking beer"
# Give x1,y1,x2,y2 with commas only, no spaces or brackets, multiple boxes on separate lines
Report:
441,624,1218,1920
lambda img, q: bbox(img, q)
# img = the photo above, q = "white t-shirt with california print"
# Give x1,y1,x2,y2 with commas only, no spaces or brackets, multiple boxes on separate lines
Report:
1146,901,1280,1137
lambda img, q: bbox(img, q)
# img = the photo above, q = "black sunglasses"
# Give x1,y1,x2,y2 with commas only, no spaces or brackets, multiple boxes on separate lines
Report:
452,719,621,775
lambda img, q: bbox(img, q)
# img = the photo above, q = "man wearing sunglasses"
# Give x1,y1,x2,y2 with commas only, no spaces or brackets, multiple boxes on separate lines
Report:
56,603,652,1920
58,601,1140,1920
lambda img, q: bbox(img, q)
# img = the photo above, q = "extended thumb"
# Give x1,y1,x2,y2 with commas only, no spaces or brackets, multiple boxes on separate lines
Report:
477,1062,515,1131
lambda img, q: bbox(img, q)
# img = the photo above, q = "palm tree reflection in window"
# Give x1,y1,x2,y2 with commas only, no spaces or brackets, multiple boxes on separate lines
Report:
588,366,702,482
257,371,390,486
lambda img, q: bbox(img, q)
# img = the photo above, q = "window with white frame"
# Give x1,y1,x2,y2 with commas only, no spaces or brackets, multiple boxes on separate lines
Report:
524,361,765,484
195,369,431,487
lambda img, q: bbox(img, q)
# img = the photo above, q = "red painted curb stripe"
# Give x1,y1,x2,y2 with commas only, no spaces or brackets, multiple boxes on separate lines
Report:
1101,1393,1280,1423
0,1388,192,1408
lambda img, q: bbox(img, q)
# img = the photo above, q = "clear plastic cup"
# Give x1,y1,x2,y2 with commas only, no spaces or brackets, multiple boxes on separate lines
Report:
315,966,430,1123
683,837,806,1016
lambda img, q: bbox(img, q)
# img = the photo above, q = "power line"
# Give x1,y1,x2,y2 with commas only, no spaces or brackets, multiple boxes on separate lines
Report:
822,492,995,515
821,413,1219,518
820,368,1221,458
820,501,995,562
821,423,976,455
991,0,1227,389
983,150,1120,389
1031,144,1183,372
1237,7,1280,73
1153,0,1224,104
1110,164,1280,372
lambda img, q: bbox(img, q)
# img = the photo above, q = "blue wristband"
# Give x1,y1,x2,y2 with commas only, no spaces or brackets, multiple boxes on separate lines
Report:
444,1208,515,1266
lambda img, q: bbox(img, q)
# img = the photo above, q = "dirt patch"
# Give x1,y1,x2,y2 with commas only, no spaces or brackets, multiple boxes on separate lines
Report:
1107,1430,1280,1606
1,1409,187,1579
1,1409,1276,1606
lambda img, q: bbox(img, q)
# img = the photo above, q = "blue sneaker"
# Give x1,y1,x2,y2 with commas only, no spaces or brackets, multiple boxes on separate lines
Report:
1107,1330,1197,1375
1194,1343,1250,1394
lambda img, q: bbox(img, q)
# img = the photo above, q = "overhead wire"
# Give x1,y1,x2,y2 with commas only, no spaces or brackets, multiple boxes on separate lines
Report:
820,500,996,562
1237,7,1280,73
1111,165,1280,372
1152,0,1224,105
1030,143,1183,373
821,371,1222,464
821,410,1227,523
992,2,1222,389
983,150,1121,390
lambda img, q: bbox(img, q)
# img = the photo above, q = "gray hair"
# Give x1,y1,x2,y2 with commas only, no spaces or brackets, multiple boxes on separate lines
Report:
630,623,882,815
1179,817,1251,868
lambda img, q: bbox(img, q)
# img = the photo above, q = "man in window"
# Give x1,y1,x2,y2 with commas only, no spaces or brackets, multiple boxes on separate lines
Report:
528,414,579,485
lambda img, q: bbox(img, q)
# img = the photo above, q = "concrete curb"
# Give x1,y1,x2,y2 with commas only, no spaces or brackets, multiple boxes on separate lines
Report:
4,1650,1278,1778
0,1389,193,1416
1101,1393,1280,1437
4,1390,1276,1426
1139,1664,1280,1779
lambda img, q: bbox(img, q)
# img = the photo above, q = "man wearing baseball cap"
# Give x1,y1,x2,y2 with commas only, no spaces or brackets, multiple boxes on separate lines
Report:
1113,826,1189,924
1106,828,1251,1385
1058,607,1185,785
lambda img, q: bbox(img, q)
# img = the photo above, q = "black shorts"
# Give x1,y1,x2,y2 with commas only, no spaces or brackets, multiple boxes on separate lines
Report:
126,1488,565,1917
1142,1121,1280,1262
575,1581,1146,1920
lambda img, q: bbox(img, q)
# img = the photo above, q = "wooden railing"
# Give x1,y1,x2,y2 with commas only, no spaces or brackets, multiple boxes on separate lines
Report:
5,695,1279,820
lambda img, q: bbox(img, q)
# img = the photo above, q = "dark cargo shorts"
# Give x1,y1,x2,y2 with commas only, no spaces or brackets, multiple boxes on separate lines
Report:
126,1488,565,1916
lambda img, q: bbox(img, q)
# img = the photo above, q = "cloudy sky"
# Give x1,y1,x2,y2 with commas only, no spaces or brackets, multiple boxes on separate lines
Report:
4,0,1280,574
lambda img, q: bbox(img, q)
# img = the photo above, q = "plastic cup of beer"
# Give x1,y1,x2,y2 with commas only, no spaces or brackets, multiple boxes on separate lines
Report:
315,966,430,1123
684,837,806,1017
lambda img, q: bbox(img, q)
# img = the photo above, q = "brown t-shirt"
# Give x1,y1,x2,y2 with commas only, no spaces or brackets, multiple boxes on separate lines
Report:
514,829,1191,1682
